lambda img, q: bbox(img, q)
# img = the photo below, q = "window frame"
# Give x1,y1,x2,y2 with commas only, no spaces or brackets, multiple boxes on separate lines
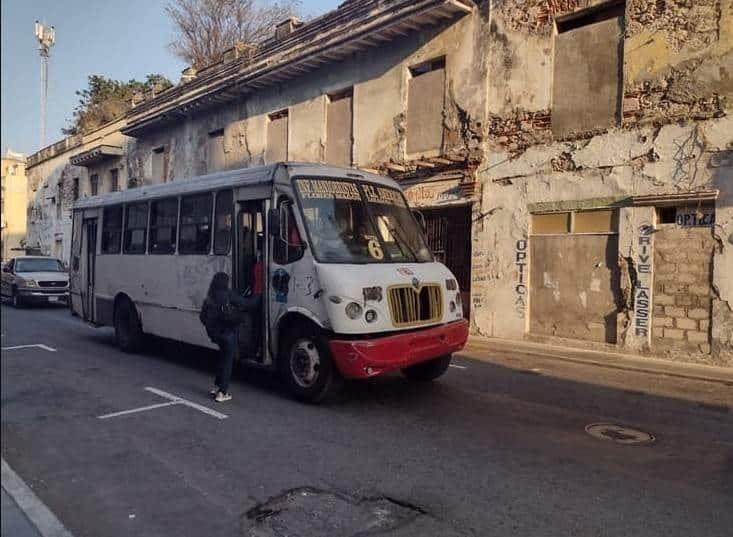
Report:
213,189,234,255
273,196,305,265
178,192,214,255
90,174,99,196
101,205,123,254
530,209,619,236
123,202,150,255
148,197,179,255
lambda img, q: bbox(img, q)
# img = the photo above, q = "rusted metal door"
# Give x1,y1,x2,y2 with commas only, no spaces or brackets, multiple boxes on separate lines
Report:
421,205,471,317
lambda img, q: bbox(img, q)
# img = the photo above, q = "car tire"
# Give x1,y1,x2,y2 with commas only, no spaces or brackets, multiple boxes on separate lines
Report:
114,298,144,353
11,287,23,308
278,322,342,403
401,354,452,381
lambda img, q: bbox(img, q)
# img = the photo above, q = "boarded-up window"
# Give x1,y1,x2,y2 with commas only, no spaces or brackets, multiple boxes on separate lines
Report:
532,209,617,235
152,146,169,182
325,89,353,167
266,110,288,163
208,129,225,172
552,1,625,138
90,174,99,196
407,58,445,155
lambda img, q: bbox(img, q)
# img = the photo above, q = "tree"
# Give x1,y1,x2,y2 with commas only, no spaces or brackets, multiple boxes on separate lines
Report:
166,0,300,69
62,74,173,135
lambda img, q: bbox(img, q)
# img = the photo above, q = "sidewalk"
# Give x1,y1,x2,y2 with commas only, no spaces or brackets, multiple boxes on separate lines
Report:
1,459,73,537
462,336,733,385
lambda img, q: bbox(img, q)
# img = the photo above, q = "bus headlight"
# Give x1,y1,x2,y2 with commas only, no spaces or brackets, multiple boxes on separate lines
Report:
365,309,378,323
345,302,362,319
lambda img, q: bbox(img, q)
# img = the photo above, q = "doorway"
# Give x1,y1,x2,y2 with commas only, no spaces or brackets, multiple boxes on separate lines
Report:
81,218,97,321
235,201,266,362
420,205,472,318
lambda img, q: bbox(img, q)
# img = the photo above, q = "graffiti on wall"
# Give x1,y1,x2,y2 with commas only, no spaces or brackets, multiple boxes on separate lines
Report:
515,239,528,319
634,224,653,337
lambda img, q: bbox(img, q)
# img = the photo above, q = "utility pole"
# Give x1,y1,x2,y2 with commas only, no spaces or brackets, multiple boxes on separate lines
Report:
35,21,55,148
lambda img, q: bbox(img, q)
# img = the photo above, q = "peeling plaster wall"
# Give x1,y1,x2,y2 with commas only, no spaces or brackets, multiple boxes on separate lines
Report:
476,117,733,363
25,120,130,262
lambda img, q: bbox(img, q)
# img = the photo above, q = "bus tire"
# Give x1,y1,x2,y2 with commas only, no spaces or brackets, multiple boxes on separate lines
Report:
278,323,342,403
114,298,144,353
401,354,452,381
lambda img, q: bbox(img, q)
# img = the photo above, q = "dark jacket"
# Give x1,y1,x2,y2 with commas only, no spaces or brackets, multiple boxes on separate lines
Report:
203,290,260,340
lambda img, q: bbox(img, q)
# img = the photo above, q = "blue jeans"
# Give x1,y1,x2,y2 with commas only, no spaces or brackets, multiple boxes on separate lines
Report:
214,331,237,393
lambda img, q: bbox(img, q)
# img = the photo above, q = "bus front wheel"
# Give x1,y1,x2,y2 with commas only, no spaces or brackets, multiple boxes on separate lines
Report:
279,323,342,403
401,354,452,381
114,298,144,353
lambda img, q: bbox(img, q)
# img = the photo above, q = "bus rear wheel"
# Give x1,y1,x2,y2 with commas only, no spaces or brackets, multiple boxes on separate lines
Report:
114,298,144,353
279,323,342,403
401,354,452,381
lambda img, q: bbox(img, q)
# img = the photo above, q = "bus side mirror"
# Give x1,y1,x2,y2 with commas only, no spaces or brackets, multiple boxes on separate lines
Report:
267,208,280,238
412,209,426,232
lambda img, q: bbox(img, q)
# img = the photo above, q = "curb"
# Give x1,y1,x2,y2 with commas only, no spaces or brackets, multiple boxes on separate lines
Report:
1,458,75,537
462,337,733,386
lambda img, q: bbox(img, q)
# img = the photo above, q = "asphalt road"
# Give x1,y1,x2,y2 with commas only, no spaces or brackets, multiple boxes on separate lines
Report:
2,304,732,537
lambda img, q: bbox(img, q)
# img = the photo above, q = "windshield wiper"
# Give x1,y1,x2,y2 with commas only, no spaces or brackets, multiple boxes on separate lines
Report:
386,224,417,261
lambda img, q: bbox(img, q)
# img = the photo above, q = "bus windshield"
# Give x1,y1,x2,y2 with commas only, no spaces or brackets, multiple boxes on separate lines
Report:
294,178,433,264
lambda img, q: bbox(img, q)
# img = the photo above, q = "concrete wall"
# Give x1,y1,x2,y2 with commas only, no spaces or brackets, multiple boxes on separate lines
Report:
1,156,28,260
473,0,733,364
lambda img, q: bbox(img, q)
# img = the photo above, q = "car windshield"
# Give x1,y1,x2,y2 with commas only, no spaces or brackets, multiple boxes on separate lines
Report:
15,258,64,272
294,178,433,264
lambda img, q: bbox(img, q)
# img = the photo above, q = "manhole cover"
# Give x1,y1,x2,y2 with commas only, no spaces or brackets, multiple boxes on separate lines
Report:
585,423,655,445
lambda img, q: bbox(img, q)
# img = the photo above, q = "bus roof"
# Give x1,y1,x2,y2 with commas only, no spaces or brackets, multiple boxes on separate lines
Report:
72,162,400,210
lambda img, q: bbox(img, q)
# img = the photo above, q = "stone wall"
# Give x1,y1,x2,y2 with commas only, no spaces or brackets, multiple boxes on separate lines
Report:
652,226,716,359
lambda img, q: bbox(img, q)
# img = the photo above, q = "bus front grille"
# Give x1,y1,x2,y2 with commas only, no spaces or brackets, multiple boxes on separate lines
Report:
388,284,442,327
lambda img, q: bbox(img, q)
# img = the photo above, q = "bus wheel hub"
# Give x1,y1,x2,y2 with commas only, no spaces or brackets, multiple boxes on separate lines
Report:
291,340,320,387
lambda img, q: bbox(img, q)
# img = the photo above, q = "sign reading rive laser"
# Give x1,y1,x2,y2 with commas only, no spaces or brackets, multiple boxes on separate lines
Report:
634,225,653,337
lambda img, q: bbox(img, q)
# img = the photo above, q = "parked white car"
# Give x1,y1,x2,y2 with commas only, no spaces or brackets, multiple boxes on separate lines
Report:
1,256,69,307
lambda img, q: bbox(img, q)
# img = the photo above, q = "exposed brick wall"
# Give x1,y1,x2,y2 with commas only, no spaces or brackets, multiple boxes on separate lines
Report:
652,226,714,355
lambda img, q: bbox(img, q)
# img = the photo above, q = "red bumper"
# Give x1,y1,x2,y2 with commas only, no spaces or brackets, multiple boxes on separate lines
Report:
328,319,469,379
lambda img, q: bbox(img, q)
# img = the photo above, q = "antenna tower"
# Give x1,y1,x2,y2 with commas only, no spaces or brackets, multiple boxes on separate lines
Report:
35,21,55,148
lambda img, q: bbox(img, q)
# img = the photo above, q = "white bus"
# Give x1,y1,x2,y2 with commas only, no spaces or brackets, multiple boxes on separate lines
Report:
70,163,468,401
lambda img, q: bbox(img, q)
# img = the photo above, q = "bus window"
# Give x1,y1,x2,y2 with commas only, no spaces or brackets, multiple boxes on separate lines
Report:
101,206,123,254
123,203,149,254
149,198,178,254
213,190,233,255
179,193,213,254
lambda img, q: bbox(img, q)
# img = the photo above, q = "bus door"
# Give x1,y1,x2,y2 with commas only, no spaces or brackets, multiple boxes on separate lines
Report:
80,218,98,321
235,201,266,362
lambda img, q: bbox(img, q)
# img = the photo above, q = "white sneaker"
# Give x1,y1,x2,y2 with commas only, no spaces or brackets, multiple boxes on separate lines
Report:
215,391,232,403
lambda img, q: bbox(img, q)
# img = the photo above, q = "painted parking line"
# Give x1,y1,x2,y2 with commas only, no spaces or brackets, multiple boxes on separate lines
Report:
2,343,57,352
98,386,228,421
449,364,467,369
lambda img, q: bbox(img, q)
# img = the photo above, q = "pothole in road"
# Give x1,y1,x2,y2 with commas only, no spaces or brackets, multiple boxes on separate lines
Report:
243,487,431,537
585,422,655,445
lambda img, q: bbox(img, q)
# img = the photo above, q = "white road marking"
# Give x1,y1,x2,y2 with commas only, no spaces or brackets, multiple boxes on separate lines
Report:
97,387,228,420
145,386,228,419
97,401,179,420
449,364,467,369
2,343,57,352
2,458,76,537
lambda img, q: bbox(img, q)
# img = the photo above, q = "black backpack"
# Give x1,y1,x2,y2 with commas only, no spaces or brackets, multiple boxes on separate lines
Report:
199,297,246,342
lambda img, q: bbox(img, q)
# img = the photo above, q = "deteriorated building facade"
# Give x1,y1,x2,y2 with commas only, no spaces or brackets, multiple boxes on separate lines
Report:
26,0,733,363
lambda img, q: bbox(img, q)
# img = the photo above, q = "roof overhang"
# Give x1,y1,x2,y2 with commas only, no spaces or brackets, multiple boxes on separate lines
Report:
123,0,473,137
69,145,124,167
631,190,719,207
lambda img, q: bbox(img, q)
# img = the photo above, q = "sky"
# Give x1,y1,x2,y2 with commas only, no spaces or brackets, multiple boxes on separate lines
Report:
0,0,340,157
